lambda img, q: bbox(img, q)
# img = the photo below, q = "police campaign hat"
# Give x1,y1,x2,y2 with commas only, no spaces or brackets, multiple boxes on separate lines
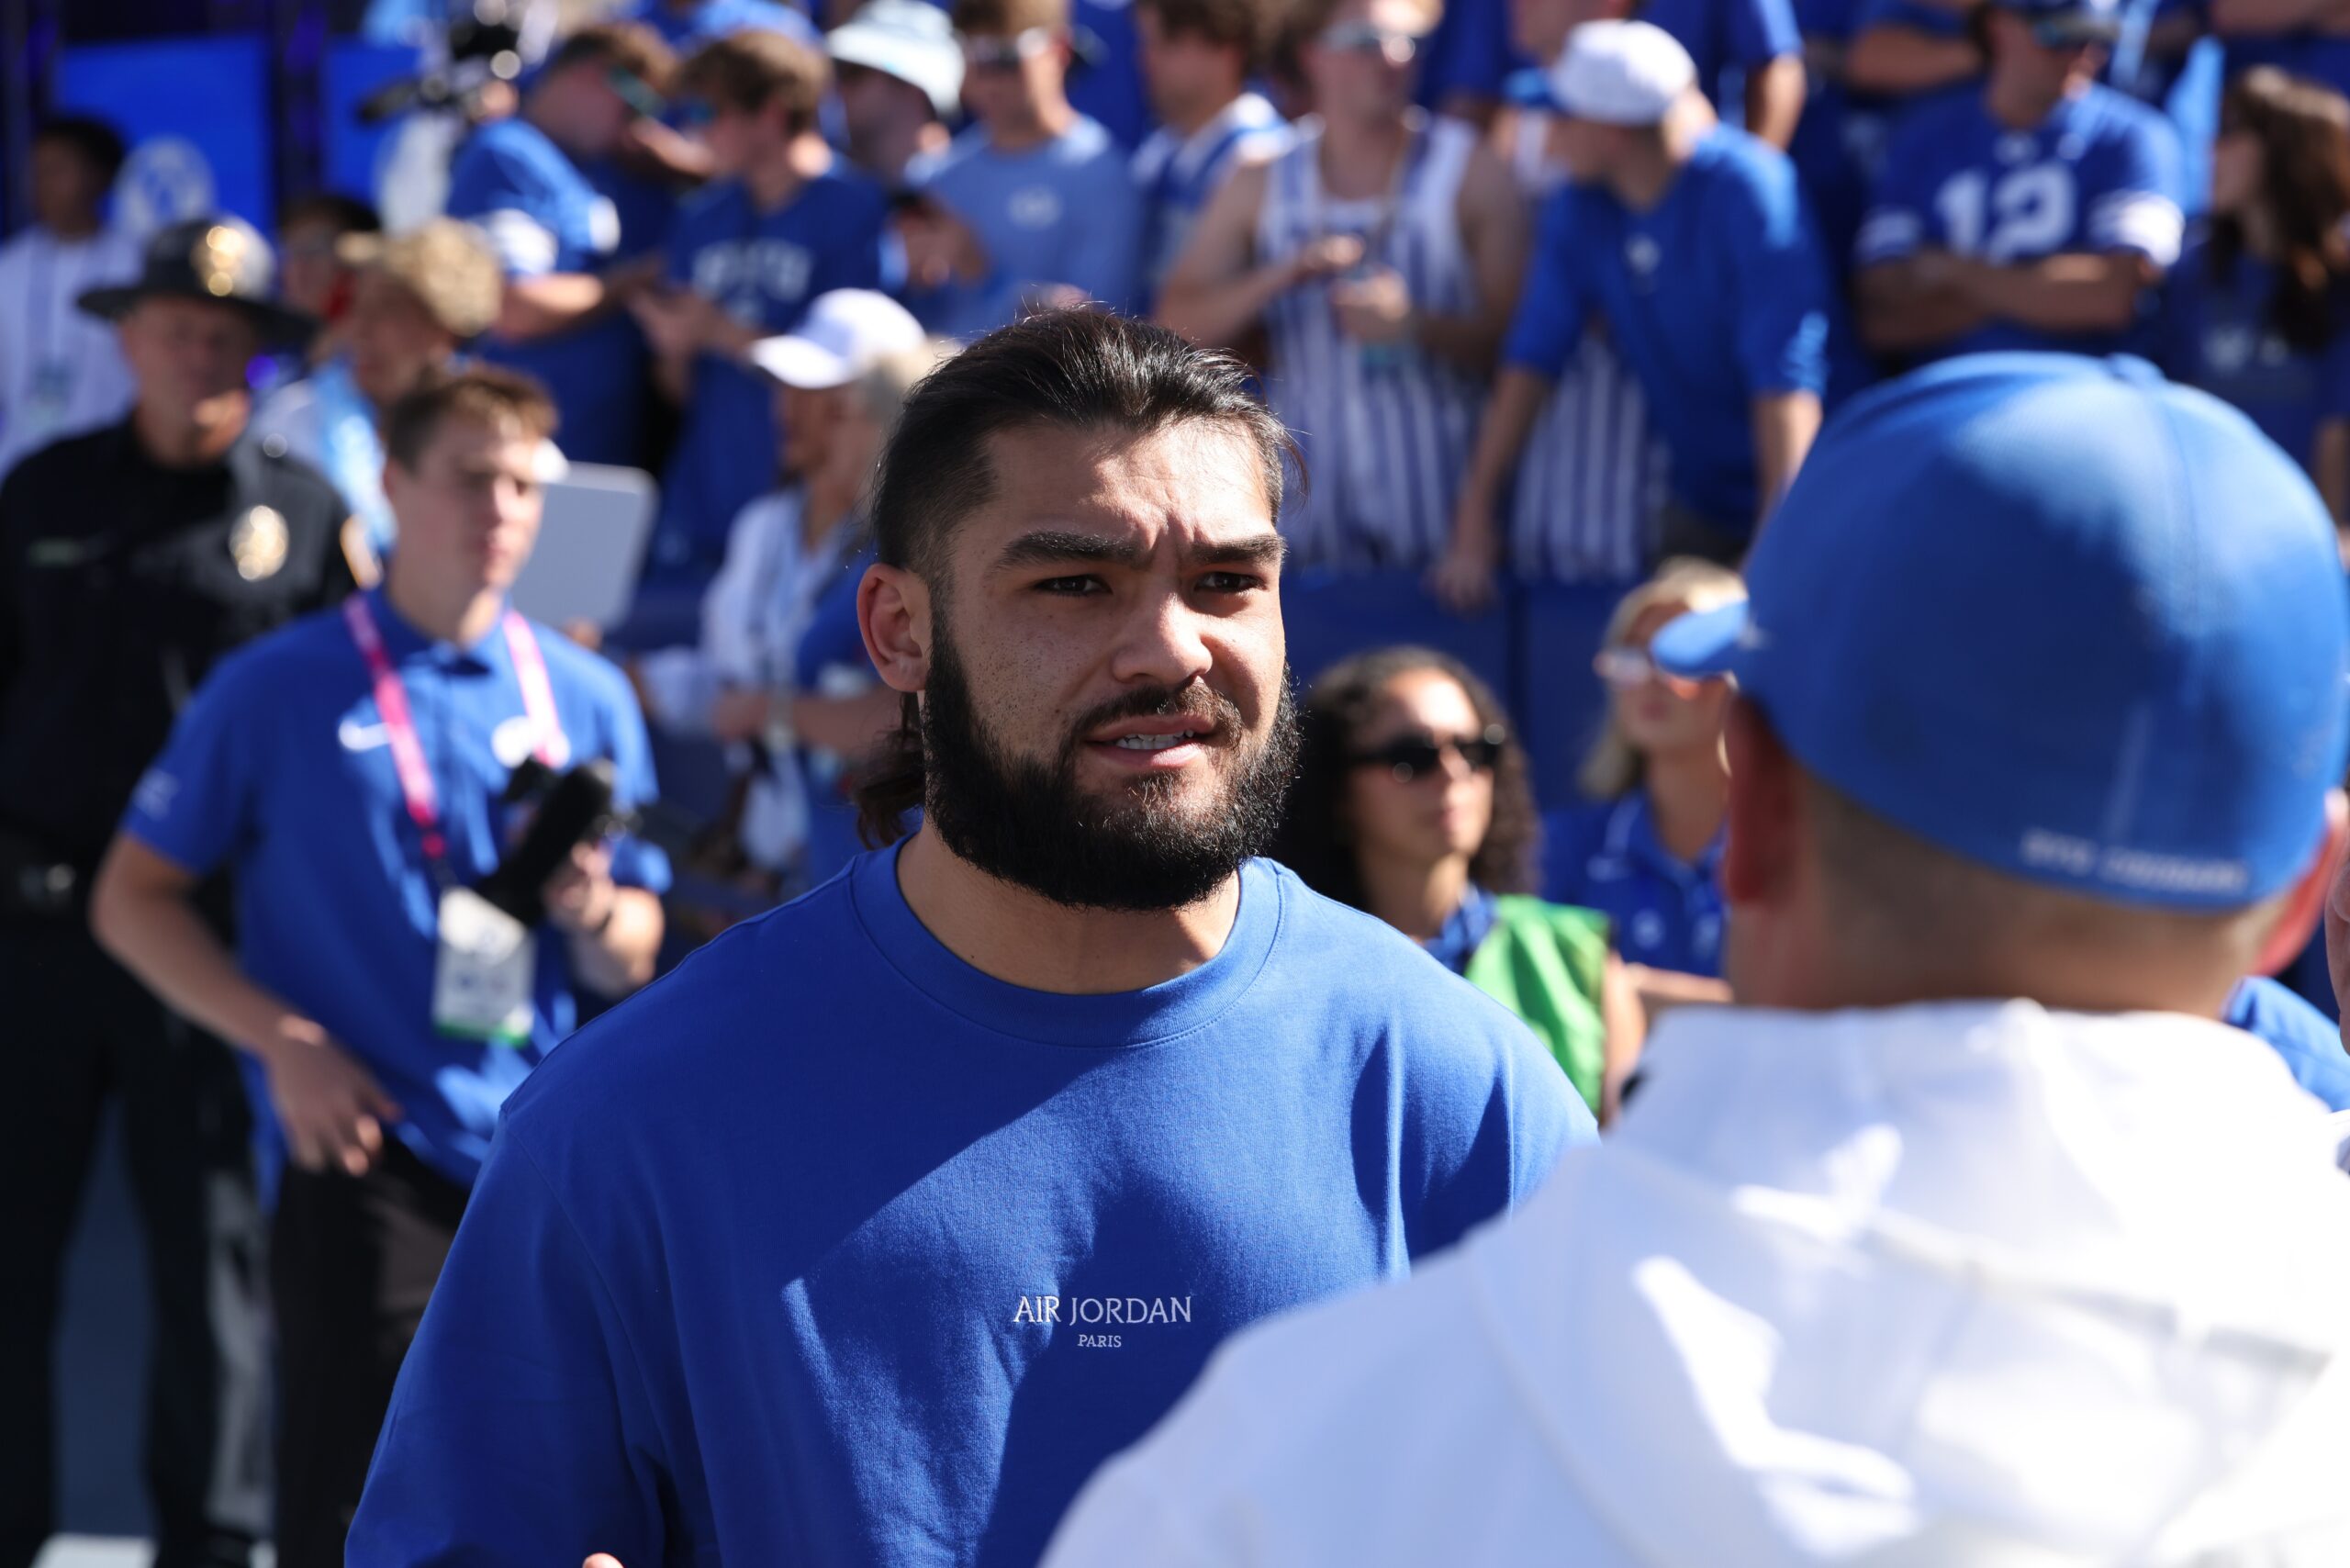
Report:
79,215,319,351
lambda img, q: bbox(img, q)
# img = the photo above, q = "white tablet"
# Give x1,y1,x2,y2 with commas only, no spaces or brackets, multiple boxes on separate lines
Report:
511,462,657,632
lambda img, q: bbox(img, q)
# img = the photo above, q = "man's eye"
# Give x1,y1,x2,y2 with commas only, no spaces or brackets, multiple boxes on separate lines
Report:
1197,573,1262,595
1035,576,1103,596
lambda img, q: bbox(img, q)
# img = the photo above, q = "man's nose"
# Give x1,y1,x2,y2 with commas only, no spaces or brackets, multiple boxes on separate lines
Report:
1109,588,1215,689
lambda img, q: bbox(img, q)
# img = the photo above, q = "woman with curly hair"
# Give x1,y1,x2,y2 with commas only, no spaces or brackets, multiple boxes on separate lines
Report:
2161,66,2350,553
1277,646,1641,1119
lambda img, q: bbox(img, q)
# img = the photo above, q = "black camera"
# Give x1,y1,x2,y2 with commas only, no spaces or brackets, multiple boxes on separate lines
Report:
474,758,636,927
355,4,529,126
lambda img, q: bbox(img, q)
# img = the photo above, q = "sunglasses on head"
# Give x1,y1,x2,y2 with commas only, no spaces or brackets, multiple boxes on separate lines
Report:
1595,643,1724,696
960,27,1056,71
1349,725,1508,782
1318,20,1425,62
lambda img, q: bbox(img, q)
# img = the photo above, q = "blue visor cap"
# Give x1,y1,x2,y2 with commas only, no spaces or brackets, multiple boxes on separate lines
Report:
1653,353,2350,911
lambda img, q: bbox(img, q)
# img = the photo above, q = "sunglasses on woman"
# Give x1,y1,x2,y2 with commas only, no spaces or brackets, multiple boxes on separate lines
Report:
1349,725,1508,783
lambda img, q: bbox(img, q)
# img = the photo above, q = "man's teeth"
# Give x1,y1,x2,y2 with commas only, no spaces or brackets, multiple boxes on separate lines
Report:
1113,732,1202,751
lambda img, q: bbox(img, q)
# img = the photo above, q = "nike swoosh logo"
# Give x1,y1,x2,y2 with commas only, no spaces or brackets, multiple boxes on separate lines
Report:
339,719,391,751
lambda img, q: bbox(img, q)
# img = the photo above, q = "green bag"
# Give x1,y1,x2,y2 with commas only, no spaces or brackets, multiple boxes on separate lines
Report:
1462,896,1611,1116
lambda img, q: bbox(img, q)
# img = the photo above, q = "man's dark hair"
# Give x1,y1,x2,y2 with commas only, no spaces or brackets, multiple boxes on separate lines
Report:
382,364,559,474
950,0,1072,39
279,191,382,237
680,28,831,130
1135,0,1268,66
35,115,128,185
856,308,1298,846
545,20,679,96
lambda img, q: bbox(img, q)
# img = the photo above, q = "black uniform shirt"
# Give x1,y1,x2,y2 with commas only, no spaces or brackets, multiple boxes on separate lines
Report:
0,418,356,866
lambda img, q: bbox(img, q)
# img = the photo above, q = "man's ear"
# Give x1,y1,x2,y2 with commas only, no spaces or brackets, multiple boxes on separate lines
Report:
1719,695,1799,910
2252,788,2349,980
859,563,933,697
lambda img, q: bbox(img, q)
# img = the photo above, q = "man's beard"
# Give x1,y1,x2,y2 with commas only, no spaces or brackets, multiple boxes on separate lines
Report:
919,623,1300,912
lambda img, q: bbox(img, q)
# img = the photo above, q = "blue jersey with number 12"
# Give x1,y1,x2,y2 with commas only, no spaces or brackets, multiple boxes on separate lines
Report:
1855,83,2184,362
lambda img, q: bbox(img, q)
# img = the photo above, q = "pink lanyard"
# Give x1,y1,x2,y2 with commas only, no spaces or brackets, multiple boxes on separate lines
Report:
342,594,565,871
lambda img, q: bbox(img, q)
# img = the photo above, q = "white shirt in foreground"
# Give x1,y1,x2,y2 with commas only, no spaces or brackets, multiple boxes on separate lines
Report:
1046,999,2350,1566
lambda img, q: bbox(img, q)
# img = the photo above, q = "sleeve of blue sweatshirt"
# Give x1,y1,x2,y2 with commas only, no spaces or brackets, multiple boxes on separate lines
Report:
347,1126,671,1566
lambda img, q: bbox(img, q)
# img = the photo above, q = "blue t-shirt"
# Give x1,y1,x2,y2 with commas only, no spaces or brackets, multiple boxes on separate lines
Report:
1854,83,2186,363
446,118,648,466
1541,793,1726,978
1069,0,1152,147
2157,230,2350,476
2225,975,2350,1112
654,169,890,577
1416,0,1519,107
907,118,1145,341
347,847,1588,1567
623,0,819,46
121,589,673,1188
1505,127,1832,532
2221,32,2350,106
1646,0,1804,114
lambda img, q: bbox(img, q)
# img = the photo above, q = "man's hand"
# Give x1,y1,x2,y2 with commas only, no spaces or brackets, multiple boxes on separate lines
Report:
1290,232,1366,285
1428,507,1501,613
1328,264,1416,344
543,843,620,937
895,205,990,291
261,1019,404,1177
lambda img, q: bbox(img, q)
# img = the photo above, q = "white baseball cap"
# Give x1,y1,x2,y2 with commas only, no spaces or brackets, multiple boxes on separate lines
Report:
827,0,967,121
1548,20,1696,127
749,290,928,391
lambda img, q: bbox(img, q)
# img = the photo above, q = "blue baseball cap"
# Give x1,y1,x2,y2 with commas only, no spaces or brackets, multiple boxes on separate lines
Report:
1653,353,2350,911
1989,0,2125,42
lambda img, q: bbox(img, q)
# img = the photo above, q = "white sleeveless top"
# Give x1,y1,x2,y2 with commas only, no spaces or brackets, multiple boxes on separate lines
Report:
1255,113,1486,573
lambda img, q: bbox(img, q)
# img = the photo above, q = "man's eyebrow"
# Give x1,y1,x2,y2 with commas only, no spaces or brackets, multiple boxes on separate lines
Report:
991,530,1290,572
1191,534,1287,570
994,531,1148,570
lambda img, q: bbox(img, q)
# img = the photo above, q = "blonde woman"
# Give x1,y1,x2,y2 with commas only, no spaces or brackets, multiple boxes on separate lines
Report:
1541,557,1740,1009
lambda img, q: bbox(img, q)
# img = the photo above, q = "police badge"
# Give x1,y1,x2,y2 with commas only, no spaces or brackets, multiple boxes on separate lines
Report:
229,505,289,581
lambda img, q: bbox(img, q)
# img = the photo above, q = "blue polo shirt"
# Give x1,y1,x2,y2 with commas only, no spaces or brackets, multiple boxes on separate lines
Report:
1855,83,2186,363
447,118,648,466
653,168,890,578
906,118,1145,340
121,589,671,1189
1540,793,1725,978
1505,126,1832,533
2157,231,2350,477
349,846,1587,1567
2225,976,2350,1112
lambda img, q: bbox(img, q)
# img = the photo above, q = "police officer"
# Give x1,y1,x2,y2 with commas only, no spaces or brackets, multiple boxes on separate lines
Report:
0,215,355,1568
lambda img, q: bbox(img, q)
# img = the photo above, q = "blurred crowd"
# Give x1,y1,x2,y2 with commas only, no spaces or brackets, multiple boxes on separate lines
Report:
11,0,2350,1559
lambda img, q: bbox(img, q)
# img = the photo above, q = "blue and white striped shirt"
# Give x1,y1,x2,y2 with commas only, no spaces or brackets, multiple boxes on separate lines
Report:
1256,114,1487,573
